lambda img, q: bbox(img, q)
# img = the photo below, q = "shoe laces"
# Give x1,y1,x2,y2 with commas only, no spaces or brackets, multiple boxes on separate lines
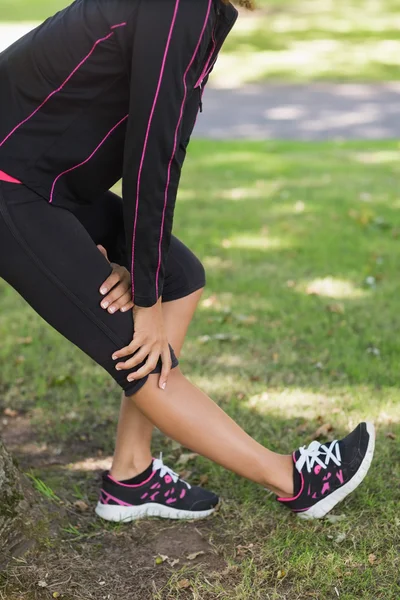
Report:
296,440,342,474
153,453,191,489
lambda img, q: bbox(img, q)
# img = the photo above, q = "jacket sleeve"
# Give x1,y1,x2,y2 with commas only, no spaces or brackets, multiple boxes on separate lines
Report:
122,0,215,307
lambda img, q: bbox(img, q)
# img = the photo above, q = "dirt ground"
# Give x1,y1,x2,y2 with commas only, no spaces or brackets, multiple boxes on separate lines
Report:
0,415,232,600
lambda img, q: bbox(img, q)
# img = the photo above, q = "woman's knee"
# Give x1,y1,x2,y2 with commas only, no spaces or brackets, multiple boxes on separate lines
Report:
126,366,184,398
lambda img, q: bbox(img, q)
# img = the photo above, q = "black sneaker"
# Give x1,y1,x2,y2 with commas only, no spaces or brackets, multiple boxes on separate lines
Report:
95,455,219,522
277,422,375,519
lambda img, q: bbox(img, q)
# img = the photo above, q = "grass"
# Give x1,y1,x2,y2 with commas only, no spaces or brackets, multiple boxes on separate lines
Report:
0,139,400,598
2,0,400,83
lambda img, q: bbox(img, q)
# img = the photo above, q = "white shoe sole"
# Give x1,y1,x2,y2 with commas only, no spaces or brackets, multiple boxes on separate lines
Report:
298,421,376,520
95,501,216,523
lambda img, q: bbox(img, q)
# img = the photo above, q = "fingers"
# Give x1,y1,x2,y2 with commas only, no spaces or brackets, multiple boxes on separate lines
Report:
97,245,110,262
101,285,131,314
121,300,134,313
100,266,132,311
127,350,160,382
159,347,172,390
99,270,122,296
115,346,150,372
112,338,142,361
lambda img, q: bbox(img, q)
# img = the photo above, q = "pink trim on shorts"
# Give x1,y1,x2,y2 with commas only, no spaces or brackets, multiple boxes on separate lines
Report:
0,170,21,184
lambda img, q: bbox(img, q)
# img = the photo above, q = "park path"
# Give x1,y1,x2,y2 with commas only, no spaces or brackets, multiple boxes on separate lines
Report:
1,23,400,141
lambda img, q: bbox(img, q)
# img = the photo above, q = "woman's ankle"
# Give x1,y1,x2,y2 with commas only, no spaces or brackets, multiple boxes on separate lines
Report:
263,454,294,498
110,455,153,482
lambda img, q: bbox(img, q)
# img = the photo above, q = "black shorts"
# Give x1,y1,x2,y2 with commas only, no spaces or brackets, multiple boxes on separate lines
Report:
0,181,206,395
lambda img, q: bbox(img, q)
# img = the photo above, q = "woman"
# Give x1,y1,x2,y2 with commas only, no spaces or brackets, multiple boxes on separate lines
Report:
0,0,375,522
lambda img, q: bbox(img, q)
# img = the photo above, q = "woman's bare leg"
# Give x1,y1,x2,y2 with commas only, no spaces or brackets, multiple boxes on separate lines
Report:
130,369,294,497
110,289,204,481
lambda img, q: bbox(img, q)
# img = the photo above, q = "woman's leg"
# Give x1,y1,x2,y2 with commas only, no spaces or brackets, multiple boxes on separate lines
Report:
129,370,293,497
74,193,293,495
111,289,204,481
72,192,209,483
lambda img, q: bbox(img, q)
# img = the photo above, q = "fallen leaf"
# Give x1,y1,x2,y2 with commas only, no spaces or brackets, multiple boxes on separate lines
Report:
236,543,254,556
277,569,286,579
313,423,333,438
234,314,257,325
177,579,191,589
168,558,180,568
334,532,347,544
199,474,209,486
326,303,345,314
187,551,205,561
38,581,48,588
296,422,308,434
178,469,193,480
3,408,18,418
177,453,198,466
368,553,377,565
386,432,396,440
73,500,89,512
16,336,33,345
326,514,346,524
155,555,169,565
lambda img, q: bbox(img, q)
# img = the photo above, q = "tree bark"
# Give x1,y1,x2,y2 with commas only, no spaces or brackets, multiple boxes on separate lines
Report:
0,439,38,570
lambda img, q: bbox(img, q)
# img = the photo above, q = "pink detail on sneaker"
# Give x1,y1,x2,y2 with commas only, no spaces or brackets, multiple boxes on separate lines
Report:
277,452,304,502
164,475,173,484
170,488,175,495
307,484,311,496
321,482,330,495
150,492,159,501
164,490,171,498
323,472,332,481
107,470,156,488
180,489,186,499
100,489,131,507
336,469,344,485
314,465,322,475
141,493,148,500
312,492,317,499
166,498,177,504
151,483,159,490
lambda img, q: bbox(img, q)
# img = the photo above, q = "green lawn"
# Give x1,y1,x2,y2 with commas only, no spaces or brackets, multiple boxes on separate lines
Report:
1,0,400,83
0,140,399,599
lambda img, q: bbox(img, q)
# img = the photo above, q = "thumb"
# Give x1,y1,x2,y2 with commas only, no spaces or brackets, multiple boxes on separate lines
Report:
97,245,110,263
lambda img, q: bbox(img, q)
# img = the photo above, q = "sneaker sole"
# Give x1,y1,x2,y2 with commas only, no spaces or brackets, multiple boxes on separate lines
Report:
297,421,376,520
95,501,217,523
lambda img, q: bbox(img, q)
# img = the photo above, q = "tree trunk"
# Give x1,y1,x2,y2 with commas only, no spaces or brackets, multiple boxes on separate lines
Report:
0,439,38,570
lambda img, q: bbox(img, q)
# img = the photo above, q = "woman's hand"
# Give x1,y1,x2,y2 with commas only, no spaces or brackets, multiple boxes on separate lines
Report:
98,245,134,314
112,297,171,390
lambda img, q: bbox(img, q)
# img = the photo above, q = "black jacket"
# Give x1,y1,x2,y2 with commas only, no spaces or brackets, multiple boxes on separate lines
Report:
0,0,237,306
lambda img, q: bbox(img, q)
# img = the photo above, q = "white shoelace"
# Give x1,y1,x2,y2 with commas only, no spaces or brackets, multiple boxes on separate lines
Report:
153,453,191,489
295,440,342,474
